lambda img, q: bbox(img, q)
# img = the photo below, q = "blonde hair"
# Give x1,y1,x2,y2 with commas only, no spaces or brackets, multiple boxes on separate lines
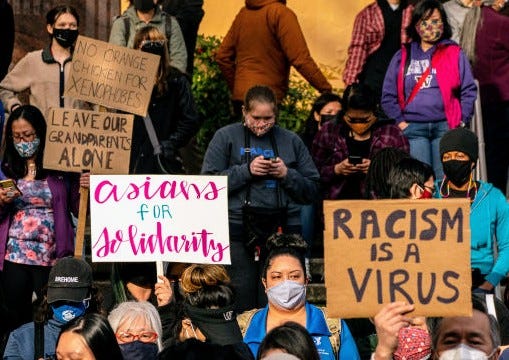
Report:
179,264,230,294
133,26,170,96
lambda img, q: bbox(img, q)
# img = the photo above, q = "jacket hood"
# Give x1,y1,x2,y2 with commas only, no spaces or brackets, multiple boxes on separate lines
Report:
245,0,285,10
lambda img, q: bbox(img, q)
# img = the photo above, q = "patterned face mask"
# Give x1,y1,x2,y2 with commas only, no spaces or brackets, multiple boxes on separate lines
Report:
14,138,40,158
416,17,444,43
394,326,431,360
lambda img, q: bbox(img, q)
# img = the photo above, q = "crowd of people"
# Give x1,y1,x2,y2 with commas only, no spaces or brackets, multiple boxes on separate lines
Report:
0,0,508,359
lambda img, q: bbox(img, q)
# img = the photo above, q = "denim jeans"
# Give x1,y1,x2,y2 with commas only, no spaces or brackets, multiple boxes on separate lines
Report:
403,120,448,179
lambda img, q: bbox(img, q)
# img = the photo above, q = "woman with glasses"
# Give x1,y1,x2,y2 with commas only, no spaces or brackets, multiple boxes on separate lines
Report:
108,301,162,360
0,105,89,338
0,5,88,119
129,25,200,175
57,313,123,360
312,83,409,200
381,0,476,180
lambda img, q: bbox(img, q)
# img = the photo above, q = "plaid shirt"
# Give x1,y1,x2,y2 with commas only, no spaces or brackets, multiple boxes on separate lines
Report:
343,2,412,86
311,120,409,199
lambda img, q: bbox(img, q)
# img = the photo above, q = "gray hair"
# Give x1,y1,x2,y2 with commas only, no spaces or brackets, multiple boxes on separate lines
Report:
108,301,163,351
460,1,494,65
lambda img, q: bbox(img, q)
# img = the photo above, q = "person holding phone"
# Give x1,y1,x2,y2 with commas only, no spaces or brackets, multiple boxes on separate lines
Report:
312,84,409,200
0,105,89,342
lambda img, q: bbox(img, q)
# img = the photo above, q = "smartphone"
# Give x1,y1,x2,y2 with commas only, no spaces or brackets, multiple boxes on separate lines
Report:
348,155,363,165
0,179,22,196
263,155,277,162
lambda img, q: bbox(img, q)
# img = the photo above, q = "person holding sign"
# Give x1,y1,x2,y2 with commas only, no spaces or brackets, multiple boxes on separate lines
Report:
312,83,409,200
130,26,201,174
201,85,320,312
241,234,360,360
436,127,509,292
0,105,88,336
0,5,89,118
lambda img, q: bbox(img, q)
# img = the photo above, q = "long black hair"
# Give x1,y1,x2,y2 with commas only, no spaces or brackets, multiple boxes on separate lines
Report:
2,105,48,180
58,313,123,360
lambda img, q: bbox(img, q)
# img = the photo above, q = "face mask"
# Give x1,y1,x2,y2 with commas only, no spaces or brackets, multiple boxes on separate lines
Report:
344,114,376,136
266,280,306,310
439,343,494,360
418,185,433,199
52,28,79,48
134,0,155,12
319,114,337,126
141,41,165,56
119,341,158,360
51,302,87,323
14,138,40,158
394,326,431,360
443,160,472,187
416,18,444,43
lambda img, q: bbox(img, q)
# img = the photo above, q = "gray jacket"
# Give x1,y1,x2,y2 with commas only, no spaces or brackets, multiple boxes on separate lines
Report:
201,123,320,225
109,5,187,74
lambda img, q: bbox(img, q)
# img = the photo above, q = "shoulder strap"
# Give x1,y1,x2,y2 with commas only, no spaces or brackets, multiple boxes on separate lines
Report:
318,307,341,357
123,16,130,45
164,13,172,51
236,308,262,337
34,321,44,360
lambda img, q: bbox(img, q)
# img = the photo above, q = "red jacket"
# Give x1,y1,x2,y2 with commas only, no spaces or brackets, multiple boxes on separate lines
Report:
215,0,331,103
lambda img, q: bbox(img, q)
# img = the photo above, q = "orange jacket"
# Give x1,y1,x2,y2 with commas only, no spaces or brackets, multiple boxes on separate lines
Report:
215,0,331,103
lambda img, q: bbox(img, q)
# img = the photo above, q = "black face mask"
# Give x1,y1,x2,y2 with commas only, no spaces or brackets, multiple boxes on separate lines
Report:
319,114,337,126
134,0,155,12
53,28,79,48
443,160,473,187
141,41,165,56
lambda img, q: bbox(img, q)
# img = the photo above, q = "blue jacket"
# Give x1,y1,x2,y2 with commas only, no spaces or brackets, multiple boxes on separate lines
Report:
3,319,63,360
435,180,509,286
243,302,360,360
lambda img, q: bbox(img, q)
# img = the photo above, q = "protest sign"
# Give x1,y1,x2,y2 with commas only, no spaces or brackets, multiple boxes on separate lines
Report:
324,199,471,318
44,108,133,174
89,175,230,264
64,36,159,116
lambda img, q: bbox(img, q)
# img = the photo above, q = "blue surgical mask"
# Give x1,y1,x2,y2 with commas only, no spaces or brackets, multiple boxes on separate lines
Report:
119,341,158,360
439,343,495,360
51,301,87,323
14,138,40,158
266,280,306,310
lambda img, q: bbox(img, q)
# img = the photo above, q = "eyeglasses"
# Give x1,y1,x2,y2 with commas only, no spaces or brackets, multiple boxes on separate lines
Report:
12,132,36,143
420,18,443,27
116,331,158,343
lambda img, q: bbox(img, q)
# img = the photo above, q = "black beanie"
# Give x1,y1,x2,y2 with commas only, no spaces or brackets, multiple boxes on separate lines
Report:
439,128,478,162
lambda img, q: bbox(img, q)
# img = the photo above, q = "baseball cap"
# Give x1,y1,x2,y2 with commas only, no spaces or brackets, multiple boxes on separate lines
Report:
184,303,243,346
47,257,93,304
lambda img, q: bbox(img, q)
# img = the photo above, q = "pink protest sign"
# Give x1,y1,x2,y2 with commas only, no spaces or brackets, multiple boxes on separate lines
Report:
89,175,230,264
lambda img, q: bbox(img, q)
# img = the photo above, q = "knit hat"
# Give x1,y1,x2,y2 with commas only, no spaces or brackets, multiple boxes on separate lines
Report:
47,257,93,304
439,128,478,162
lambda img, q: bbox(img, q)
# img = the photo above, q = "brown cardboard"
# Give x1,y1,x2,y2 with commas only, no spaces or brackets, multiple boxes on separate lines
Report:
64,36,160,117
323,199,472,318
44,108,133,174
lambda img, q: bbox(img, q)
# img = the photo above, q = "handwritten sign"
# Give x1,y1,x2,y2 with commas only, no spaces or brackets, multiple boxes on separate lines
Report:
44,108,133,174
64,36,159,116
89,175,230,264
324,199,471,318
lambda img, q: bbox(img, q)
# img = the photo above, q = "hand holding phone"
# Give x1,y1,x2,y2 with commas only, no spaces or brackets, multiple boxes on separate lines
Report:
348,155,363,165
0,179,22,197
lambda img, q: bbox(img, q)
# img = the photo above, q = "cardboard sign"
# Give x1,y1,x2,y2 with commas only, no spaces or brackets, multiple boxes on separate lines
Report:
44,108,133,174
89,175,230,264
64,36,159,117
324,199,472,318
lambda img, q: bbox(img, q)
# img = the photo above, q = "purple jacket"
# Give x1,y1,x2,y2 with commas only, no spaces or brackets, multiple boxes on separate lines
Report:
311,119,409,199
0,172,80,270
474,6,509,104
381,40,476,125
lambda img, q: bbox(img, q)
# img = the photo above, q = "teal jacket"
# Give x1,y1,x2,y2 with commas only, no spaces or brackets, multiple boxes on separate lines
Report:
435,180,509,286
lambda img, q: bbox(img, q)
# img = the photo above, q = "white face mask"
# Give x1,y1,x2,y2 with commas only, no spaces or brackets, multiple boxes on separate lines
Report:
439,344,495,360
